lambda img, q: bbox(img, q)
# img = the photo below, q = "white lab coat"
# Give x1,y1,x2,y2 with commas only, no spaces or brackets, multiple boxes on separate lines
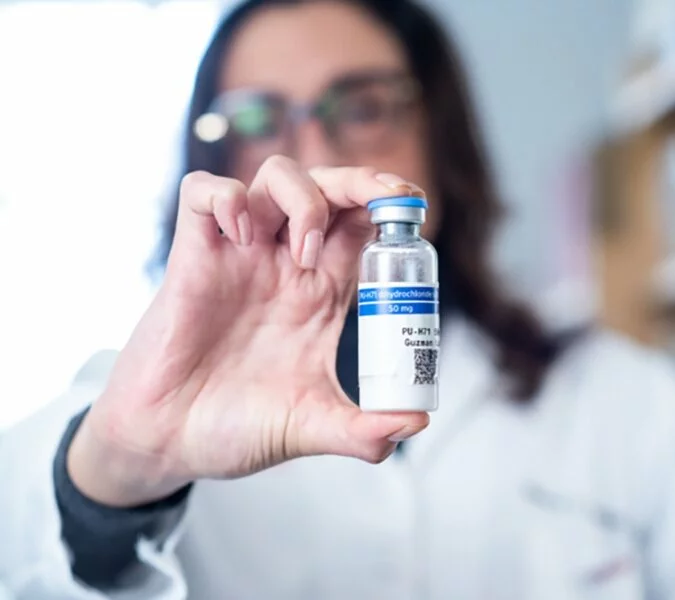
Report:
1,317,675,600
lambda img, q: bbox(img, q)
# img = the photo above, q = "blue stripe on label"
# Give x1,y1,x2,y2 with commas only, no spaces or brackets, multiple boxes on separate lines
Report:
358,286,438,304
358,301,439,316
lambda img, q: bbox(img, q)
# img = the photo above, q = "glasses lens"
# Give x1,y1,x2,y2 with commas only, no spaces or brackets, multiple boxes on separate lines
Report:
227,94,285,140
212,92,290,176
324,77,418,152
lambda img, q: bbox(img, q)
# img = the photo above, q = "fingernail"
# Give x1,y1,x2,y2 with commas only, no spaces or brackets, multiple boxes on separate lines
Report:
300,229,323,269
237,212,253,246
388,425,419,443
374,173,411,190
407,182,426,198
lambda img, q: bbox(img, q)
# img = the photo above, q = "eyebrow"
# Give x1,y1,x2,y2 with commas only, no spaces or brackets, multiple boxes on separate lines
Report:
323,67,412,92
214,67,414,109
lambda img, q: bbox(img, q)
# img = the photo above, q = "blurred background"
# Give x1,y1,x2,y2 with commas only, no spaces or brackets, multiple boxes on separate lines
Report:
0,0,673,430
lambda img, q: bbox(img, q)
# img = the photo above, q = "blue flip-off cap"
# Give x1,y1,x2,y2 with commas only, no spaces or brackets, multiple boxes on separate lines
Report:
367,196,428,211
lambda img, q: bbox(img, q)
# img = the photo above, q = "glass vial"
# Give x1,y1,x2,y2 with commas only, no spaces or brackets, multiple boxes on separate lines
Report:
358,195,440,412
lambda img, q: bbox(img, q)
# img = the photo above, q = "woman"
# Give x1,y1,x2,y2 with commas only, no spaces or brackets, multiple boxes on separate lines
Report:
2,0,674,598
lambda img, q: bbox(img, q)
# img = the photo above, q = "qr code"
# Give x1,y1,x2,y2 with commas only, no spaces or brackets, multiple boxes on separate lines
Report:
414,348,438,385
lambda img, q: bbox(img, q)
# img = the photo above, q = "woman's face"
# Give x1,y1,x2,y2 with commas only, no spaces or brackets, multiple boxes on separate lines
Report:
219,0,440,238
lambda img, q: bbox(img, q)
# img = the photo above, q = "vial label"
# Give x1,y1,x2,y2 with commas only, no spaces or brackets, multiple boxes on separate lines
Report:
358,283,440,397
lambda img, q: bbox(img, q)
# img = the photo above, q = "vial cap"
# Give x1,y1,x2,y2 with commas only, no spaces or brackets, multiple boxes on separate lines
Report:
367,196,428,211
367,195,427,224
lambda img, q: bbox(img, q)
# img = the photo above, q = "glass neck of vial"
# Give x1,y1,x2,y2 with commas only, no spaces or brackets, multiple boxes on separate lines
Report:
377,221,421,242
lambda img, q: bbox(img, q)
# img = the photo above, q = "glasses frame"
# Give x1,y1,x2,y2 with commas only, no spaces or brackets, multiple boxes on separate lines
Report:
195,69,421,157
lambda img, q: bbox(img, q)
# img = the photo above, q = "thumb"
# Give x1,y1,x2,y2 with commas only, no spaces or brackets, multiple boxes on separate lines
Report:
303,401,430,463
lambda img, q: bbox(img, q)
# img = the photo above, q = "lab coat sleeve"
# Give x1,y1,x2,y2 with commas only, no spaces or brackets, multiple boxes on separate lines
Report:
640,356,675,600
0,351,189,600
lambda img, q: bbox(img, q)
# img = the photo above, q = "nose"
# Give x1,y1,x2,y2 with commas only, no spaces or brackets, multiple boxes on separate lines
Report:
291,118,344,171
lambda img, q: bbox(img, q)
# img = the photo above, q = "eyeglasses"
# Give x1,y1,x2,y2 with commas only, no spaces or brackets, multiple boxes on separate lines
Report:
194,70,420,160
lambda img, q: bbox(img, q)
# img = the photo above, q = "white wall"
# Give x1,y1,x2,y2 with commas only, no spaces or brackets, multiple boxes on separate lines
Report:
425,0,635,292
0,1,224,429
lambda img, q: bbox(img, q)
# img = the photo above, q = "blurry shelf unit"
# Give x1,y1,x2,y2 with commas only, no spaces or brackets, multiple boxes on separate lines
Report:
654,255,675,360
654,253,675,320
593,60,674,346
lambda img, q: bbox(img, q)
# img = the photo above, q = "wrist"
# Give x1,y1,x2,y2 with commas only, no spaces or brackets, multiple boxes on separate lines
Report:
67,409,190,508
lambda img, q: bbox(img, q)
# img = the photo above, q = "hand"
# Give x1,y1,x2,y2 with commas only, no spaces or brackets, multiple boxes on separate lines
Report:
68,157,429,507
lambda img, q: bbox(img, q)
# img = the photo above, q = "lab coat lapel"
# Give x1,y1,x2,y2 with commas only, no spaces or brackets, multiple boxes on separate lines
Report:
405,317,498,468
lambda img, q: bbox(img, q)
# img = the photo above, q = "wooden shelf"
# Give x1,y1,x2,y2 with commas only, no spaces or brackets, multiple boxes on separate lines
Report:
593,103,674,346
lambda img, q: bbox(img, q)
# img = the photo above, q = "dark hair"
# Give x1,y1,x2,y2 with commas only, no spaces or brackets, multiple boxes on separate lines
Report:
151,0,562,401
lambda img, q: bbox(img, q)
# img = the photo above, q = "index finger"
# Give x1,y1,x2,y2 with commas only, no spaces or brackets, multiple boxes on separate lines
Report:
308,167,426,281
308,166,423,209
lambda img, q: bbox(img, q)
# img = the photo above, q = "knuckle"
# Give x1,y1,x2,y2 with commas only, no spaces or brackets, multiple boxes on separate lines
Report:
261,154,296,173
222,178,248,201
307,165,330,178
180,170,209,195
181,171,246,210
356,165,378,180
296,203,325,224
363,443,393,465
